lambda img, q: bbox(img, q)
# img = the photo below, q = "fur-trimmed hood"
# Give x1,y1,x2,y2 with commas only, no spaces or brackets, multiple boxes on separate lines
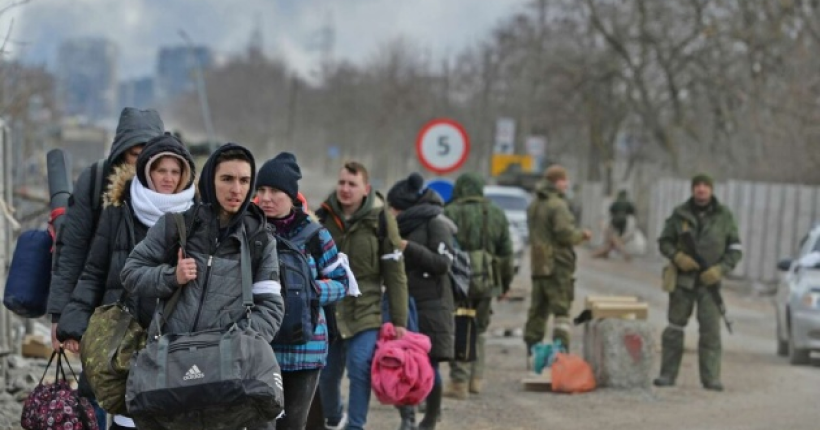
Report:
104,163,136,208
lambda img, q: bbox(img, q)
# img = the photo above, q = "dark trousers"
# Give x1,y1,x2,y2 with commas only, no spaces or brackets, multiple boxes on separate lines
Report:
276,369,321,430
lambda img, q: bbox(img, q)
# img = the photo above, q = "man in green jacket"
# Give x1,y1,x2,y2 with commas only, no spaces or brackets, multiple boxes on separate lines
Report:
443,172,514,400
315,161,408,430
654,174,742,392
524,165,591,354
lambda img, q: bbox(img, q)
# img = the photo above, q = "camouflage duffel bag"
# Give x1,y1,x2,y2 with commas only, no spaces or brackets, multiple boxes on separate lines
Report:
80,302,146,414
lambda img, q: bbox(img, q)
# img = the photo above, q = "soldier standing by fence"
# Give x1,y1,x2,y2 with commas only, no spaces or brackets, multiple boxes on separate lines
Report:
655,174,743,392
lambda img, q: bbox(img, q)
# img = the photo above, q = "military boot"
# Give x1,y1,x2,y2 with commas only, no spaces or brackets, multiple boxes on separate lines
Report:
442,381,468,400
653,376,675,387
469,378,483,394
396,406,417,430
703,381,724,392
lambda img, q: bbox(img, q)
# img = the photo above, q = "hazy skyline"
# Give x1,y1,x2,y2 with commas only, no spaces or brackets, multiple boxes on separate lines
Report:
5,0,528,80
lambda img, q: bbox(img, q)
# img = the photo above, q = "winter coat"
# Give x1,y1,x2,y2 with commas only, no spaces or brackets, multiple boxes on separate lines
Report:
371,323,434,407
317,190,408,339
57,165,158,342
444,173,514,297
397,190,455,361
658,198,743,289
528,181,586,278
271,210,348,371
48,108,164,321
121,144,284,342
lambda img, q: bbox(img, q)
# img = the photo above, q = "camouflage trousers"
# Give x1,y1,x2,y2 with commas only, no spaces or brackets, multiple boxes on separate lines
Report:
659,285,722,385
450,298,492,383
524,271,574,350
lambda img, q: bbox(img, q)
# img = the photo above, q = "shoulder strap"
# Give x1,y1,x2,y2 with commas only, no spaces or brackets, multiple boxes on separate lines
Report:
288,222,323,248
91,159,106,213
159,213,188,333
239,228,253,308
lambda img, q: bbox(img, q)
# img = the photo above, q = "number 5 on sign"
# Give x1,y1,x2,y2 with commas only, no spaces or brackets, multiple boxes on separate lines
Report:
416,119,470,175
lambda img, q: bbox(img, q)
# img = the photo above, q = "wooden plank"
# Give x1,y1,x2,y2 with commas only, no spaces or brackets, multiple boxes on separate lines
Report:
762,184,784,282
522,369,553,392
747,183,769,281
584,296,640,309
591,302,649,320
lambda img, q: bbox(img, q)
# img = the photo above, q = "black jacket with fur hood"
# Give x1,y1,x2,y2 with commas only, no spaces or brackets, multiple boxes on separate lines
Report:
57,135,198,342
57,164,159,341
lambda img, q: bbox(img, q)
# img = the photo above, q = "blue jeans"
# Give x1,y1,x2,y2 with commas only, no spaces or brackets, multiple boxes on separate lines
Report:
319,329,379,430
89,398,107,430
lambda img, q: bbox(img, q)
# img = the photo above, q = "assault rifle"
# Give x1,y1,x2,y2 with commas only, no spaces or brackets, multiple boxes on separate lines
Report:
681,231,734,334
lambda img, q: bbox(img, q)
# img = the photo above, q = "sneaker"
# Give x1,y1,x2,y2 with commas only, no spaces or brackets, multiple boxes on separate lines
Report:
325,412,348,430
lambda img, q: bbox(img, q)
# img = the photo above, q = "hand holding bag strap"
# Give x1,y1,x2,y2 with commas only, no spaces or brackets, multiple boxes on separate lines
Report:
158,213,188,335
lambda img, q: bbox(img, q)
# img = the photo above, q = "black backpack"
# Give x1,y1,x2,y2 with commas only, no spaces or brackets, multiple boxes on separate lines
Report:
272,223,323,345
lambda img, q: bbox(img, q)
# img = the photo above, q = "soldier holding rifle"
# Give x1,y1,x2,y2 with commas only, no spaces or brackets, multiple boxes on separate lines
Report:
655,174,742,392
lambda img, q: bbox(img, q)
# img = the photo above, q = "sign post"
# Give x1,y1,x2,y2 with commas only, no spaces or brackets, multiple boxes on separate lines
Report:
416,118,470,175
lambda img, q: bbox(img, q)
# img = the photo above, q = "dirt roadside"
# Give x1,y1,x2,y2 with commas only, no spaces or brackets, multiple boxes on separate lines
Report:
363,251,820,430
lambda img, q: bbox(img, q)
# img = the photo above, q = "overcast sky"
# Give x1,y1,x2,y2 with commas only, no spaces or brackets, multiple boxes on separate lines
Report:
5,0,528,80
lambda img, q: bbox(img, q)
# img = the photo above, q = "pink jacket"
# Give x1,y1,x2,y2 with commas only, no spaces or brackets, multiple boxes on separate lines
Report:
371,323,435,406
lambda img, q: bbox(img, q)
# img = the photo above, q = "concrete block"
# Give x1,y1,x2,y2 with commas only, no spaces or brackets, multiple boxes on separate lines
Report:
583,318,655,390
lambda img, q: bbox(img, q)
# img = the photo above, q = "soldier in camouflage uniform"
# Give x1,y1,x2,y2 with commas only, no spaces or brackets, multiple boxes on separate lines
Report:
524,165,591,354
443,172,514,400
654,174,742,392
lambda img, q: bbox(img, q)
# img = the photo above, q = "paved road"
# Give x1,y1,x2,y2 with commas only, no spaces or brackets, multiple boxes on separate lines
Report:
363,250,820,430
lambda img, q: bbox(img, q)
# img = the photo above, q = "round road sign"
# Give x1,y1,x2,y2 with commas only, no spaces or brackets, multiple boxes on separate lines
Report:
416,118,470,175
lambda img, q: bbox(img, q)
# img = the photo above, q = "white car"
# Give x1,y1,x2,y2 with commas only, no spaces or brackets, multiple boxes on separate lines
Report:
775,226,820,365
485,185,532,244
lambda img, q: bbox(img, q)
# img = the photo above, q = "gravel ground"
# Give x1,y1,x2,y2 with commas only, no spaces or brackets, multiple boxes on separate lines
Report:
361,250,820,430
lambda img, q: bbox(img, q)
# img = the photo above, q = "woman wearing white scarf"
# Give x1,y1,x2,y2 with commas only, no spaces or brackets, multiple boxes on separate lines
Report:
57,134,197,429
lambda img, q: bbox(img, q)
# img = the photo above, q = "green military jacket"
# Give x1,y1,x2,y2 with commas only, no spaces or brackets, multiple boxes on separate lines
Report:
527,181,586,278
658,198,743,289
444,173,514,297
318,191,408,338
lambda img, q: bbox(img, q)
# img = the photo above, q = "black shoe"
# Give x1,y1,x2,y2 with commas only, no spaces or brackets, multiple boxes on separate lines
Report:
653,376,675,387
397,406,417,430
703,382,724,392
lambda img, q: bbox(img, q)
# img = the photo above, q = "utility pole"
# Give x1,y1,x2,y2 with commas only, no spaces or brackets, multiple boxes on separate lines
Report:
178,30,217,151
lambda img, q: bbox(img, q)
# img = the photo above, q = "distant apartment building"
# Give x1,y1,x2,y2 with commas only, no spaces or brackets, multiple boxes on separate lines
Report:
156,46,213,103
57,38,118,121
119,77,155,110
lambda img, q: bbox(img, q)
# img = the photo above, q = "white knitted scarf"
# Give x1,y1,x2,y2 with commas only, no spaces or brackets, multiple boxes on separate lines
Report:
130,179,195,227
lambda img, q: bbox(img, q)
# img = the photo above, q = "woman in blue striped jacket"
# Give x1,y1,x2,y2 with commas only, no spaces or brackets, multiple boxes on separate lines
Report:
255,152,349,430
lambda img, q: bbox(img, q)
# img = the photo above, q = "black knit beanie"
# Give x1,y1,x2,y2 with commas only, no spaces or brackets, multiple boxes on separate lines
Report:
691,173,714,189
387,172,426,211
257,152,302,201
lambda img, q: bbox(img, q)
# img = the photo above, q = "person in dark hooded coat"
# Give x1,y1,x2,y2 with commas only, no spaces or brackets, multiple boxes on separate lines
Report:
387,172,455,430
49,107,165,344
58,133,197,429
121,143,285,430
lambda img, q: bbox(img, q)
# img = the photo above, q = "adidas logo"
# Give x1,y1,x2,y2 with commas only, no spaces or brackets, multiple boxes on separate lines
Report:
183,365,205,381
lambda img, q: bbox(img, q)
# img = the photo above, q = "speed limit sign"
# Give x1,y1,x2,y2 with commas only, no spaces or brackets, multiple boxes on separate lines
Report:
416,118,470,175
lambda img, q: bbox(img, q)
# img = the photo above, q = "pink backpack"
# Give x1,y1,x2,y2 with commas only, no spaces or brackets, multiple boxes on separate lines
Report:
371,323,435,406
